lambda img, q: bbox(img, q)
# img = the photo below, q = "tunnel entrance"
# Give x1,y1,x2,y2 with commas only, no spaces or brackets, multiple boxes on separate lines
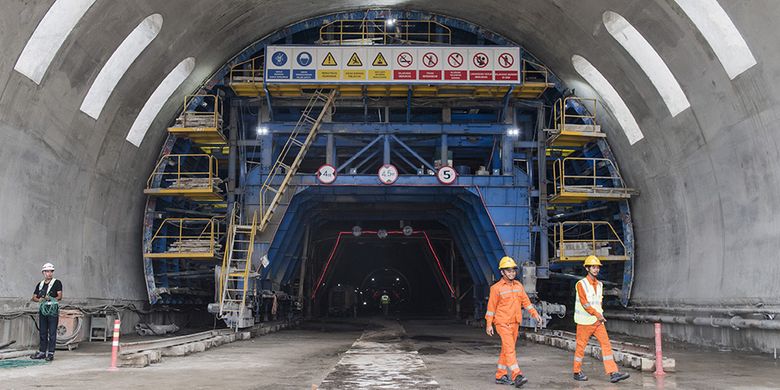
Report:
139,9,635,330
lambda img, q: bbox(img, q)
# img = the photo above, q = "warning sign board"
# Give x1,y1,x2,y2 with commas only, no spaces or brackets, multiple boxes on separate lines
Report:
266,45,520,85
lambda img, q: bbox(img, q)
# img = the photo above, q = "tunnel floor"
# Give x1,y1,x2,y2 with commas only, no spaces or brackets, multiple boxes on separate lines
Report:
2,318,779,389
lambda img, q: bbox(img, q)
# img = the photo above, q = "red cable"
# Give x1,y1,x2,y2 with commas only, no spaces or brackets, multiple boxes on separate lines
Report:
310,232,345,299
422,231,456,297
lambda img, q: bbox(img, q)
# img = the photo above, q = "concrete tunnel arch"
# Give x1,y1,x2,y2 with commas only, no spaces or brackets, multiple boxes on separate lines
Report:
0,1,779,353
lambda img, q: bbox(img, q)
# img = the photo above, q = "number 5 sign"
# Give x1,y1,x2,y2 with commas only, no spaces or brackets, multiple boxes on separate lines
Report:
437,166,458,185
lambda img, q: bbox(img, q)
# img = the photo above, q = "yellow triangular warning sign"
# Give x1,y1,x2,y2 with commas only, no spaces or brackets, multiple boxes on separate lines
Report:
322,52,337,66
347,52,363,67
372,52,388,67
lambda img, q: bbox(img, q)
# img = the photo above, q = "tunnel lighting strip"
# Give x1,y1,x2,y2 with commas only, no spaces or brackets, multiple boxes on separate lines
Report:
310,231,455,299
603,11,690,117
572,55,644,145
674,0,757,80
80,14,163,119
125,57,195,147
14,0,96,84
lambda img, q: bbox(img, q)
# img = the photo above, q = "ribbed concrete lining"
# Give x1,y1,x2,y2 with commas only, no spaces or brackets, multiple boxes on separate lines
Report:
1,1,778,323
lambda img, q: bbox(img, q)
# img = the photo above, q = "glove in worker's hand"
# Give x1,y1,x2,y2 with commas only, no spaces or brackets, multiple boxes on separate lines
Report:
532,313,542,323
486,325,494,337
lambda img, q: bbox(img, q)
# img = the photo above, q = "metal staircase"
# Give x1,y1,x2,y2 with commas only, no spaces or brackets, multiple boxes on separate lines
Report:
217,89,337,327
218,207,257,328
258,89,337,232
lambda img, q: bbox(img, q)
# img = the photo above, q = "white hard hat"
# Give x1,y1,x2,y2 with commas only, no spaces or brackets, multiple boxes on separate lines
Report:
41,263,55,271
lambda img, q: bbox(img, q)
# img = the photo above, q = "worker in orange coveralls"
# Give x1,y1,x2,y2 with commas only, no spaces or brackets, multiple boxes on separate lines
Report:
572,255,630,383
485,256,542,387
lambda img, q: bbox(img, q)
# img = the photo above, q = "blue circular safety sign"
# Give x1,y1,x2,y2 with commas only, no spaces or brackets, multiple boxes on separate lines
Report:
271,51,288,66
297,52,312,67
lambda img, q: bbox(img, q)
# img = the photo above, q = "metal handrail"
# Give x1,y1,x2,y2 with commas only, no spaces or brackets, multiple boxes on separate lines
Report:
218,205,240,304
552,221,626,259
146,218,221,256
319,19,451,45
551,157,626,195
552,97,598,132
145,154,219,190
229,55,264,83
521,59,549,84
178,94,223,129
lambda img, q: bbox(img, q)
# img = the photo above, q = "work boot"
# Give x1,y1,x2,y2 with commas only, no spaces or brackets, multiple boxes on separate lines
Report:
573,372,588,381
609,371,630,383
495,375,513,385
513,374,528,387
45,354,54,362
30,351,45,359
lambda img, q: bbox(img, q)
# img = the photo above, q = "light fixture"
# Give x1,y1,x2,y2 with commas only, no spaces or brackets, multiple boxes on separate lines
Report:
256,126,269,136
386,18,396,26
377,229,388,239
352,226,362,237
506,128,520,137
402,225,413,236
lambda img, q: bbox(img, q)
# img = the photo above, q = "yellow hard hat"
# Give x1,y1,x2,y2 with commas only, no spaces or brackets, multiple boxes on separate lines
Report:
583,255,602,266
498,256,518,269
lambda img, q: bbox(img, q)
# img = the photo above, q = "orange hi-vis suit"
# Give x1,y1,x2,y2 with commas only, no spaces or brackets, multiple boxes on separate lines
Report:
573,275,618,375
485,278,539,381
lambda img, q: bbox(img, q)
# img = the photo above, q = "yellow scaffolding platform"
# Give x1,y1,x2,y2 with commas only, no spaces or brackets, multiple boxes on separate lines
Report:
229,58,552,99
144,154,224,202
550,157,637,203
545,97,606,147
319,19,452,45
167,94,227,145
145,218,222,259
550,221,628,262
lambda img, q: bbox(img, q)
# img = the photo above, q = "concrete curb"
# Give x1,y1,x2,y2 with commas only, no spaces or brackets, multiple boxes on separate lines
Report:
117,319,299,368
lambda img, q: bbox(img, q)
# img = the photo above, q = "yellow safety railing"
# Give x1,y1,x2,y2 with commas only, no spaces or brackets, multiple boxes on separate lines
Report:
521,59,549,84
552,221,626,260
319,19,451,45
177,94,223,129
228,55,264,83
146,154,220,191
146,218,221,258
551,157,626,196
552,97,597,132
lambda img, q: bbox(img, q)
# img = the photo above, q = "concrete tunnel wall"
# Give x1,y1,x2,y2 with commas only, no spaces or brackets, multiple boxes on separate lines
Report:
1,1,779,349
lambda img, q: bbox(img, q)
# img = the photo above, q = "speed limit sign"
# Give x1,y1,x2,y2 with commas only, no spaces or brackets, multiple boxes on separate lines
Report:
316,164,337,184
378,164,399,185
437,166,458,185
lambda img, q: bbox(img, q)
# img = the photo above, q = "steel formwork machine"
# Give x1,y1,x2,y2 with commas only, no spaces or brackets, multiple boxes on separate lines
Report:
140,10,636,329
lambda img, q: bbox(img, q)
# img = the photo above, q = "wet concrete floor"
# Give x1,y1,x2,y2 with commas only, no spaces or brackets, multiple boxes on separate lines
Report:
1,318,778,389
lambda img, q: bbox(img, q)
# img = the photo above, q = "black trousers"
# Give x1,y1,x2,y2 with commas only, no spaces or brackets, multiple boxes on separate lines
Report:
39,313,58,354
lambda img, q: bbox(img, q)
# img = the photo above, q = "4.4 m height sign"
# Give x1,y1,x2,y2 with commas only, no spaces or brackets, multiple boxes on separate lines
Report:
265,45,520,85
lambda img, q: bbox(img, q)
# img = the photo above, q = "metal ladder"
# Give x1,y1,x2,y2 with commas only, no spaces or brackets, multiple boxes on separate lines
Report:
218,207,257,327
258,89,337,232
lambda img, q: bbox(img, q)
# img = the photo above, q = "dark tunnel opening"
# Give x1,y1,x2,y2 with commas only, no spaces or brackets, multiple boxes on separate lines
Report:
306,221,470,319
